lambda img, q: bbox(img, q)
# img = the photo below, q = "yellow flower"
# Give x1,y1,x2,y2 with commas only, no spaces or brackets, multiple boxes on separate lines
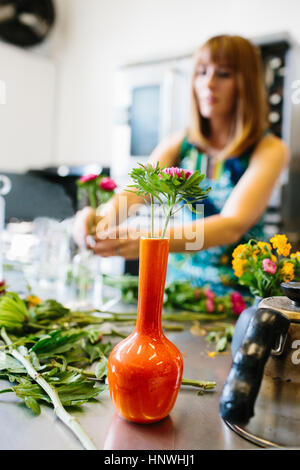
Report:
270,234,292,257
257,241,272,254
27,295,41,307
281,262,295,282
252,249,260,262
232,258,248,278
291,252,300,260
207,351,217,358
232,244,247,259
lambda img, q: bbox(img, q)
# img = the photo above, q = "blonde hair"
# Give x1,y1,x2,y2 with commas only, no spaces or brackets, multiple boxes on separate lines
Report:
188,35,269,159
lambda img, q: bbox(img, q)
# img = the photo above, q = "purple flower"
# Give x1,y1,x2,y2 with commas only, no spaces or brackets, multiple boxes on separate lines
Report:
79,174,98,183
262,258,277,275
161,167,192,180
99,177,117,191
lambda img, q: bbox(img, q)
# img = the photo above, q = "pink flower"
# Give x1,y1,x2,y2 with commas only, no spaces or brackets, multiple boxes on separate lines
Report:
79,173,98,183
161,167,192,180
99,177,117,191
206,298,215,313
204,287,215,301
231,292,246,316
262,258,277,275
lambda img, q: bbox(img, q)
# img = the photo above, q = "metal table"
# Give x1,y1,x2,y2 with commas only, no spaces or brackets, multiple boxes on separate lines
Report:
0,267,258,450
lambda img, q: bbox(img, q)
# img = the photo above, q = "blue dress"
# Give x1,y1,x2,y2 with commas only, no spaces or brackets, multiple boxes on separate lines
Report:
166,136,267,295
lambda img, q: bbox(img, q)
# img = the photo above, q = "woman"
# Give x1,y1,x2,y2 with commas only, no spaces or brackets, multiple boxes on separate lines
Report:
75,34,289,294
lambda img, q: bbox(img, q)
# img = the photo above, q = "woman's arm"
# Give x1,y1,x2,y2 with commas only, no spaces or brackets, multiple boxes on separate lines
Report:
93,134,289,258
168,134,290,252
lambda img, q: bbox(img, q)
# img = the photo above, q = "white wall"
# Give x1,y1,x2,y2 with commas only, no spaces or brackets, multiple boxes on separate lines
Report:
50,0,300,169
0,41,56,172
1,0,299,171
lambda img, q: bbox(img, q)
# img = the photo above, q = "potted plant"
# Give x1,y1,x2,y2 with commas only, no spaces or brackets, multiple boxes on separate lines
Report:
231,234,300,357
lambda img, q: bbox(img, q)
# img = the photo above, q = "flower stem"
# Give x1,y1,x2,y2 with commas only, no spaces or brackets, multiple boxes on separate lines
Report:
150,195,155,238
49,360,97,379
161,205,173,239
88,187,97,210
1,328,97,451
181,378,216,390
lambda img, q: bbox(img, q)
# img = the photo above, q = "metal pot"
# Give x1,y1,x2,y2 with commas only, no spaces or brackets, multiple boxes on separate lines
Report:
220,282,300,426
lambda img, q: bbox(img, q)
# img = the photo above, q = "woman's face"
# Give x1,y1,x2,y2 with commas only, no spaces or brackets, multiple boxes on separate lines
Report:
194,57,238,120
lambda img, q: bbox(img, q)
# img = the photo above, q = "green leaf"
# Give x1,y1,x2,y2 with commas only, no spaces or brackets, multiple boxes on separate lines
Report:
0,352,26,373
94,356,108,379
31,330,86,356
30,300,70,323
225,326,235,341
206,332,217,343
0,293,29,332
11,371,106,409
56,381,106,406
216,336,227,352
24,396,41,415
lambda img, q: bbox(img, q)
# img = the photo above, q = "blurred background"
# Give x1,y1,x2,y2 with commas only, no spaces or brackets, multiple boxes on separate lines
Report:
0,0,300,287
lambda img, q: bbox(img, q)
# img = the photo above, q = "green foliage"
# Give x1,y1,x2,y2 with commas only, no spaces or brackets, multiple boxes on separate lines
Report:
2,370,106,414
127,163,211,237
103,275,244,317
0,305,113,415
0,293,29,332
31,330,86,356
128,163,210,205
206,325,235,352
0,351,26,373
0,284,220,429
29,299,70,324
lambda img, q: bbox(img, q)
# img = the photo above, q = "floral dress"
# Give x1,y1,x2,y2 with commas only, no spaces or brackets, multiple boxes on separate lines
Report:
166,136,267,295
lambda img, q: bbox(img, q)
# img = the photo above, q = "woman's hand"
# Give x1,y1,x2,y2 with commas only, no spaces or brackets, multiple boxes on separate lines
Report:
72,206,98,248
92,226,149,259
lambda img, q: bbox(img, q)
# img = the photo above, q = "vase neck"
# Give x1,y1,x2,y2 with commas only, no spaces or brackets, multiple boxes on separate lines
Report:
135,238,169,335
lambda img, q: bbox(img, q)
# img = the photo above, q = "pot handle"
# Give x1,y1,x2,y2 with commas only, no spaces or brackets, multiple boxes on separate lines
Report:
220,307,290,425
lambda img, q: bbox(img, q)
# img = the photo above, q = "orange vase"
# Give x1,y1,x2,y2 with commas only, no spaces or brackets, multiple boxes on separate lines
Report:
107,238,183,423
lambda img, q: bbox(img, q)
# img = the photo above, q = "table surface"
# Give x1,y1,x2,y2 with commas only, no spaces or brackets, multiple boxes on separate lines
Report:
0,267,258,451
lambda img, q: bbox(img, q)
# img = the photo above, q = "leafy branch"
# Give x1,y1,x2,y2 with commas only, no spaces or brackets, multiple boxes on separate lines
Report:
127,163,210,238
1,328,98,450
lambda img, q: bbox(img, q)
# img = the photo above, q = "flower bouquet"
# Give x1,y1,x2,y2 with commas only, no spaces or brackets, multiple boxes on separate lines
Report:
73,173,117,309
77,173,117,210
127,163,210,237
232,234,300,297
